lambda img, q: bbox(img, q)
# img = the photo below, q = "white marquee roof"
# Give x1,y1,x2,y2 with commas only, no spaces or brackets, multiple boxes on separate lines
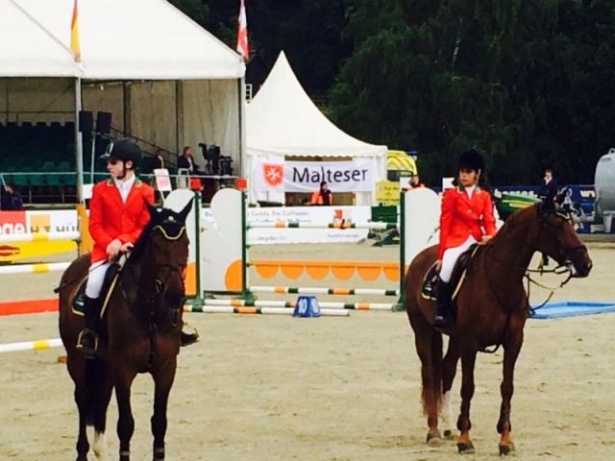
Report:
0,0,244,80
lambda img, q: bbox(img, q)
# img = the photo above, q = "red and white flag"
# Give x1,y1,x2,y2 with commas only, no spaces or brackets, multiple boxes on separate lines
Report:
236,0,248,60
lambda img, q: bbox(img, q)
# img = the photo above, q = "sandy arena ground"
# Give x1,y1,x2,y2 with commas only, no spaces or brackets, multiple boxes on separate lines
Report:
1,241,614,460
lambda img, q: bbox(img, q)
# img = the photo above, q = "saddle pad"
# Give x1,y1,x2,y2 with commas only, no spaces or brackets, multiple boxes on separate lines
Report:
71,263,121,318
421,263,439,301
420,245,480,302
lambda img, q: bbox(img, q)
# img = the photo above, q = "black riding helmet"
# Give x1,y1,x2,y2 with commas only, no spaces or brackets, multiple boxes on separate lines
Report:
457,148,484,172
101,138,141,168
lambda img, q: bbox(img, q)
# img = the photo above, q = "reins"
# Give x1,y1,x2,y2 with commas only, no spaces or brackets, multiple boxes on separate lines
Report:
524,262,573,315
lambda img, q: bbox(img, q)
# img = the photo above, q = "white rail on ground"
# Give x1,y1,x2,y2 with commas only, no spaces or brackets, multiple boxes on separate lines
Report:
0,338,63,353
0,262,71,275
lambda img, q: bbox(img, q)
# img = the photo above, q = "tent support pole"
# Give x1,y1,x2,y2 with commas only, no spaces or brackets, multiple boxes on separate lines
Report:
75,77,84,204
175,80,180,157
238,77,246,178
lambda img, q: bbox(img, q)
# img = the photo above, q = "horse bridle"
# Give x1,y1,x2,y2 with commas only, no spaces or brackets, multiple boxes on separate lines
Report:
148,224,189,324
118,223,188,325
483,210,584,314
537,210,587,273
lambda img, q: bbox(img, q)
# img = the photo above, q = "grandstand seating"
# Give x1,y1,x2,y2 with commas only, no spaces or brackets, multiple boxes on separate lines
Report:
0,121,92,203
1,121,177,204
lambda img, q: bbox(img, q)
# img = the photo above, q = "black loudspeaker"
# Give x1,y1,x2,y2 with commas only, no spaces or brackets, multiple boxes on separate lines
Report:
96,111,112,134
78,111,93,133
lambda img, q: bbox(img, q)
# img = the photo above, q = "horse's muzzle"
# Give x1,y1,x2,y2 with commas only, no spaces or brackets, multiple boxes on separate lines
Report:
569,258,592,278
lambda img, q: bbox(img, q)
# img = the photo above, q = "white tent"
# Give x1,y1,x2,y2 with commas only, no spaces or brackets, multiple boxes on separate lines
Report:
1,0,244,79
0,0,245,197
247,51,387,206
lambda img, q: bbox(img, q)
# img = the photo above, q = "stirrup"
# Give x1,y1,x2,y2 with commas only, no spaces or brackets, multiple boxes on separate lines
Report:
433,314,450,331
76,329,99,358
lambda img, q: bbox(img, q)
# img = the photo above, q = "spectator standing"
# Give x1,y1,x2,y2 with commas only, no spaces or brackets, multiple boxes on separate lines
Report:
310,181,333,205
0,183,24,210
538,168,558,204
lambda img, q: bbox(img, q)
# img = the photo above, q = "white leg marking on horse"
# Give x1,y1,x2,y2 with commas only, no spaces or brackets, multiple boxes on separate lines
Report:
440,391,453,433
93,430,107,460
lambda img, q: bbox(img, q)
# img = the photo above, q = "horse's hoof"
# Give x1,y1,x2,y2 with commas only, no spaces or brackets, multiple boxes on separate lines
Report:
499,443,515,456
457,442,475,454
443,429,455,440
427,435,443,447
426,432,442,446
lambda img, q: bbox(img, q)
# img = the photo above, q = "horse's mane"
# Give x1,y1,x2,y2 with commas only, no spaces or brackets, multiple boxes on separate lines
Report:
490,203,538,245
126,218,156,265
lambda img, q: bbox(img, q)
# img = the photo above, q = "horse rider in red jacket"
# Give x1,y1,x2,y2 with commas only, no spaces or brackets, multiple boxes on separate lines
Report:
433,149,496,330
77,139,198,357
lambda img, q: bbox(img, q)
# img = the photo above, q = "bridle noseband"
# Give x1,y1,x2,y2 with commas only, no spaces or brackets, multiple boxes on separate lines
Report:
538,210,587,271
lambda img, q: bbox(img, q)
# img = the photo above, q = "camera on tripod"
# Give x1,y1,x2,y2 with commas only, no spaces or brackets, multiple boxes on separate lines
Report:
198,142,233,176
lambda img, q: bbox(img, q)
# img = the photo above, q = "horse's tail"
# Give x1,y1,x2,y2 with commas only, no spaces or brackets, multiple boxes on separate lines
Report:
430,332,443,413
417,332,444,416
84,358,106,427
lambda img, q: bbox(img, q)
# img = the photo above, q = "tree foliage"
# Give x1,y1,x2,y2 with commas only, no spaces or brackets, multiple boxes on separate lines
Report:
329,0,615,185
174,0,615,185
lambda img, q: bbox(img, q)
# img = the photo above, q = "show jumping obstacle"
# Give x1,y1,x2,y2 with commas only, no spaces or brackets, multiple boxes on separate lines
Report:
0,338,63,353
1,187,441,327
195,187,442,313
0,230,80,276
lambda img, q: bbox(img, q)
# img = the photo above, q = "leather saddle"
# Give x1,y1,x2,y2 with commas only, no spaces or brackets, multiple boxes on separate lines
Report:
71,262,121,318
421,244,480,302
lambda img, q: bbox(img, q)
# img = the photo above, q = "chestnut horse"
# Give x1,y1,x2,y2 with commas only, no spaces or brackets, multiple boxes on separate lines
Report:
405,201,592,455
58,200,192,461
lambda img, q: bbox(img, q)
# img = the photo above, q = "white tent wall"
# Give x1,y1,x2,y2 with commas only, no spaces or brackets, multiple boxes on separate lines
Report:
181,80,241,174
0,78,75,124
129,81,178,155
81,79,241,170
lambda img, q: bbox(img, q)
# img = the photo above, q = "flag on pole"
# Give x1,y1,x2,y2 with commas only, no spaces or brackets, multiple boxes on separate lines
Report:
236,0,248,60
70,0,81,62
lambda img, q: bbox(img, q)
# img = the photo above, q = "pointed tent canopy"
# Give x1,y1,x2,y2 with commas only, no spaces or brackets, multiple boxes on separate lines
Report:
0,0,244,79
247,51,387,158
246,51,387,205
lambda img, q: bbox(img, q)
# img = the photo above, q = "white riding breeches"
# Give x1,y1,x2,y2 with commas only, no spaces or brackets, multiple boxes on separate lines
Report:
85,260,113,299
440,235,477,283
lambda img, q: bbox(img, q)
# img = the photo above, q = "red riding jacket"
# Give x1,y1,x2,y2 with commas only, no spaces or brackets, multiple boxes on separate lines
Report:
88,178,154,263
437,186,496,259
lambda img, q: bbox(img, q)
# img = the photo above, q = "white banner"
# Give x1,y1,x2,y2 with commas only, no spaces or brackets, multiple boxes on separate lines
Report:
252,159,375,193
202,206,372,244
0,210,79,234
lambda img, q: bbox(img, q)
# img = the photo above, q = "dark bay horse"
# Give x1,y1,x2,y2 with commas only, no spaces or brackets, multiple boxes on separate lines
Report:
59,200,192,461
405,201,592,455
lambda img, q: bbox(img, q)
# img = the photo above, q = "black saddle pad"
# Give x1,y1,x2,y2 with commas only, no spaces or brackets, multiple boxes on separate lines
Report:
421,244,480,301
72,262,121,316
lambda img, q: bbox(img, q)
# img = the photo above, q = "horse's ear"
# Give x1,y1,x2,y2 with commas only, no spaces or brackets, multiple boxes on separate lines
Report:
177,198,193,224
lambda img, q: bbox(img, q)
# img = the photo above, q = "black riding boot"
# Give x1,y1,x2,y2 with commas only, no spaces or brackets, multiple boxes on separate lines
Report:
76,296,100,359
433,278,452,330
180,322,199,347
